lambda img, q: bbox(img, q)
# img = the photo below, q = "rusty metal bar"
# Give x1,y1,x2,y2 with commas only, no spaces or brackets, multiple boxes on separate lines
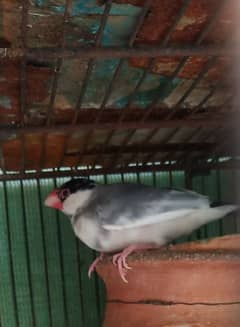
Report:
178,130,222,165
199,129,234,162
156,0,230,139
190,90,232,119
95,0,191,169
145,0,227,120
95,59,124,122
143,61,187,123
189,81,227,117
20,64,27,174
45,60,63,126
109,64,189,170
107,130,137,170
218,94,233,113
203,91,239,162
20,58,27,174
128,0,152,47
58,58,96,168
78,0,151,168
131,1,228,168
155,128,208,166
20,0,28,49
0,159,239,181
91,130,115,169
0,117,235,138
58,1,113,169
72,0,112,123
178,127,229,167
92,0,151,122
93,0,150,123
175,95,234,165
2,44,233,60
173,93,234,166
166,57,218,119
2,0,234,177
118,0,191,122
45,0,72,126
0,143,6,174
127,128,182,167
20,0,29,175
119,58,156,122
20,59,27,126
195,0,227,46
65,142,218,157
39,0,72,172
95,1,112,47
72,60,95,123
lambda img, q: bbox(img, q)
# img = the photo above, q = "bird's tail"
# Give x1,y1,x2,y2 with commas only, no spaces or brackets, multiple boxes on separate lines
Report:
210,201,238,208
200,205,238,225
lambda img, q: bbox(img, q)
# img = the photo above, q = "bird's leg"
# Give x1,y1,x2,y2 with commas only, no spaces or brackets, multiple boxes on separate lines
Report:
88,253,105,278
112,243,157,283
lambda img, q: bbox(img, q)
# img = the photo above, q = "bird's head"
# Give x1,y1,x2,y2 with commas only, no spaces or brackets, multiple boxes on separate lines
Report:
44,178,96,215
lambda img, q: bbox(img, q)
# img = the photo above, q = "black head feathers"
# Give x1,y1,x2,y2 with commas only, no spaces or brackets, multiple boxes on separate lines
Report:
59,178,96,194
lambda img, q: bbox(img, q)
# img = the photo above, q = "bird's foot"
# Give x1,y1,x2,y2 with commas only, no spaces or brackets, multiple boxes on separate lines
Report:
88,253,104,278
112,250,132,283
113,252,132,270
112,243,157,283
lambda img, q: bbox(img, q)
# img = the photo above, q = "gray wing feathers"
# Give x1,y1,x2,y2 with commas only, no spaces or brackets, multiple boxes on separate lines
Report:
90,184,210,229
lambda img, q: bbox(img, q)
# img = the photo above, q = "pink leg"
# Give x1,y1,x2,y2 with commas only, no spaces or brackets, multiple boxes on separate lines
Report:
112,243,157,283
88,253,105,278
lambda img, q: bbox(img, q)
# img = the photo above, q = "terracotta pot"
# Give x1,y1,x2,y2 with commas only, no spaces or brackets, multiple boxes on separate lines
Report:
97,235,240,327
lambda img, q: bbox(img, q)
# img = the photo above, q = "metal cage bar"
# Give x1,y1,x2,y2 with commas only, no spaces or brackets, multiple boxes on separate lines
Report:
57,0,113,169
0,0,238,178
129,0,228,169
117,0,191,122
98,0,192,170
39,0,73,173
0,159,238,182
74,0,152,169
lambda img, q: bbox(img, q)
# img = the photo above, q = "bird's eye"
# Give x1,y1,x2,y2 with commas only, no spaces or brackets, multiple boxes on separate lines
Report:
59,188,70,201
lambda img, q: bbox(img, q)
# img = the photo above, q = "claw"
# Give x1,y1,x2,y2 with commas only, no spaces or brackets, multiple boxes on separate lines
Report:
113,252,131,270
111,244,158,282
112,253,119,266
88,253,104,278
122,256,132,270
88,262,97,278
112,252,131,282
117,258,128,283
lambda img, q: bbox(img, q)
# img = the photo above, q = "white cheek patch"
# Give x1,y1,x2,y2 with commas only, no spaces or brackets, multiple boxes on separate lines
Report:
62,189,93,215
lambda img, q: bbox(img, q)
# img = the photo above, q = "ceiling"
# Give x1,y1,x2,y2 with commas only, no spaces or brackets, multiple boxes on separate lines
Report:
0,0,239,179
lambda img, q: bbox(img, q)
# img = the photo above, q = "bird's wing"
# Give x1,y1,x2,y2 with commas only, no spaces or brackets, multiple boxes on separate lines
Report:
102,208,197,230
93,184,210,231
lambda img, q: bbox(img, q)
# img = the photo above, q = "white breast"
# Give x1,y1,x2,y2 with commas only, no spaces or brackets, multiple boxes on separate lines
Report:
72,216,100,251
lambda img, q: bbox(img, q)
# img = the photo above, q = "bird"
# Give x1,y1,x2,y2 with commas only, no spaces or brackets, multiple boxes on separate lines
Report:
44,177,238,283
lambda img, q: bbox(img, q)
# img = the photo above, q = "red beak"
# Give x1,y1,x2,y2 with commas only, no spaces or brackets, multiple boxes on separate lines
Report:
44,190,63,210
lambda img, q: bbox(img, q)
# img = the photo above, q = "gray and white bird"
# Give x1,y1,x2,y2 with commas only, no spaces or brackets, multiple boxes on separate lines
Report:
44,177,237,282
